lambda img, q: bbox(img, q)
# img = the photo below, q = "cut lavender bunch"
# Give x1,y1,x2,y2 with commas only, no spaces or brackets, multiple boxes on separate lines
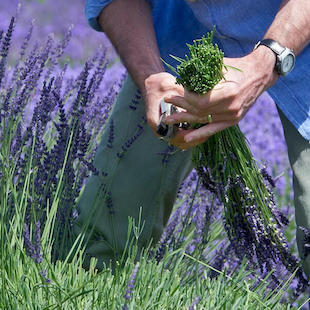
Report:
167,29,308,292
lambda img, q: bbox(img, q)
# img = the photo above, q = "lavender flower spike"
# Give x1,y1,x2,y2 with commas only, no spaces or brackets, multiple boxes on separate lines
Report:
24,221,43,264
123,262,140,310
299,226,310,259
189,296,201,310
40,269,52,284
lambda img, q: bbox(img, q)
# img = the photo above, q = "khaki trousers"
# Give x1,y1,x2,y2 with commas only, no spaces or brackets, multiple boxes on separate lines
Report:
278,108,310,279
74,75,193,269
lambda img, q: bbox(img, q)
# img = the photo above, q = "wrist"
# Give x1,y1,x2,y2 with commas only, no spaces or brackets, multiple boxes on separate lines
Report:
250,45,279,88
135,63,165,94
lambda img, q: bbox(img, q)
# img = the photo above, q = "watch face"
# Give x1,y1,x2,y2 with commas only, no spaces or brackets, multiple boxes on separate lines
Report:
282,54,295,74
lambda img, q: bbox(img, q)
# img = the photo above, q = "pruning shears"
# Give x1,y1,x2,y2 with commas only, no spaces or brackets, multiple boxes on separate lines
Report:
156,99,189,141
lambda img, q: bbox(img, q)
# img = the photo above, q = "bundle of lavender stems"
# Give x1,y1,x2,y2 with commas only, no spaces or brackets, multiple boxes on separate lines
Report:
167,30,308,291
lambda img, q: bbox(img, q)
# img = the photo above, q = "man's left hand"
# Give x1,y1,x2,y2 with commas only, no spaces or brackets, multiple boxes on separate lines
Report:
164,46,279,150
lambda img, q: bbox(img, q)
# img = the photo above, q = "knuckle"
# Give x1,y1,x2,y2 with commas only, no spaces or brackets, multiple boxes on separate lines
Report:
159,79,169,91
228,103,241,116
145,73,176,94
197,98,206,110
144,75,155,89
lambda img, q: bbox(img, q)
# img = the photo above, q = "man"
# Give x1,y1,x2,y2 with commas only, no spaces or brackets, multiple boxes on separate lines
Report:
75,0,310,278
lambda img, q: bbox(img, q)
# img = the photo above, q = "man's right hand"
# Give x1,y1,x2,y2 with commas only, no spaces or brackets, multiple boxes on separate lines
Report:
143,72,184,135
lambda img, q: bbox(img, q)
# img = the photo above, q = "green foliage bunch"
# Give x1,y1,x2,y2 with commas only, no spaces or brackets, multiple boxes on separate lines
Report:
173,31,224,94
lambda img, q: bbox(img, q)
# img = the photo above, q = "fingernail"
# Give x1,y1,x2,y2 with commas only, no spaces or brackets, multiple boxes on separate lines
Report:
165,118,174,124
185,136,192,143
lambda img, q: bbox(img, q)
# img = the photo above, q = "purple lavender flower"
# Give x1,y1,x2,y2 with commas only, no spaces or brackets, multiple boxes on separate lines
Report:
40,269,52,284
19,20,33,60
78,157,99,176
260,166,276,188
208,242,229,279
239,92,291,197
0,16,15,88
189,296,201,310
156,210,180,262
86,50,109,104
21,35,53,94
24,221,42,264
299,226,310,259
123,262,140,309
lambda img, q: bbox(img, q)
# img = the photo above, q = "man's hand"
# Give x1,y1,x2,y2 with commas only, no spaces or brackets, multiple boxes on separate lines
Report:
143,72,184,134
163,46,279,149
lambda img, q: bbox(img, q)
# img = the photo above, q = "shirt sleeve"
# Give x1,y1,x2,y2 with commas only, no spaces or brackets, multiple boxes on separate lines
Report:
85,0,113,32
85,0,153,32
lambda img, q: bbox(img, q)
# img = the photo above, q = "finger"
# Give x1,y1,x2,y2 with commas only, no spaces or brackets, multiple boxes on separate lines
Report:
165,88,227,114
165,111,235,125
183,88,206,105
169,129,197,150
184,89,244,120
183,121,235,144
183,80,239,111
164,95,199,114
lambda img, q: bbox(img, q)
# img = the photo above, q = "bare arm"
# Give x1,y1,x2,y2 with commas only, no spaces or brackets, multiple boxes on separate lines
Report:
264,0,310,55
98,0,163,91
98,0,184,131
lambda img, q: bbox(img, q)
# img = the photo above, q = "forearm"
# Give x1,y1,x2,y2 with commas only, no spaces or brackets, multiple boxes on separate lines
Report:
98,0,164,92
264,0,310,55
250,0,310,89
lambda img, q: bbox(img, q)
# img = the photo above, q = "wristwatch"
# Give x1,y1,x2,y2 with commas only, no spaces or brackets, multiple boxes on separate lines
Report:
254,39,295,76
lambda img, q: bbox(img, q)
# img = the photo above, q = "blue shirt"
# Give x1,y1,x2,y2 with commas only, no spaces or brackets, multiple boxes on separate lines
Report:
85,0,310,141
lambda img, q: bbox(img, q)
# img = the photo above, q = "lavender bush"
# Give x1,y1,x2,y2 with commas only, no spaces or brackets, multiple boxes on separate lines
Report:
0,11,125,261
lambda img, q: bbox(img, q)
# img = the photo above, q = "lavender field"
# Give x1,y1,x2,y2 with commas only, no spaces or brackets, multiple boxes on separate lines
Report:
0,1,308,309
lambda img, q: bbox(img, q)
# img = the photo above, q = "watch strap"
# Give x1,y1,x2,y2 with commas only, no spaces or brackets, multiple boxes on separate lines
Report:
254,38,295,76
257,39,286,56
